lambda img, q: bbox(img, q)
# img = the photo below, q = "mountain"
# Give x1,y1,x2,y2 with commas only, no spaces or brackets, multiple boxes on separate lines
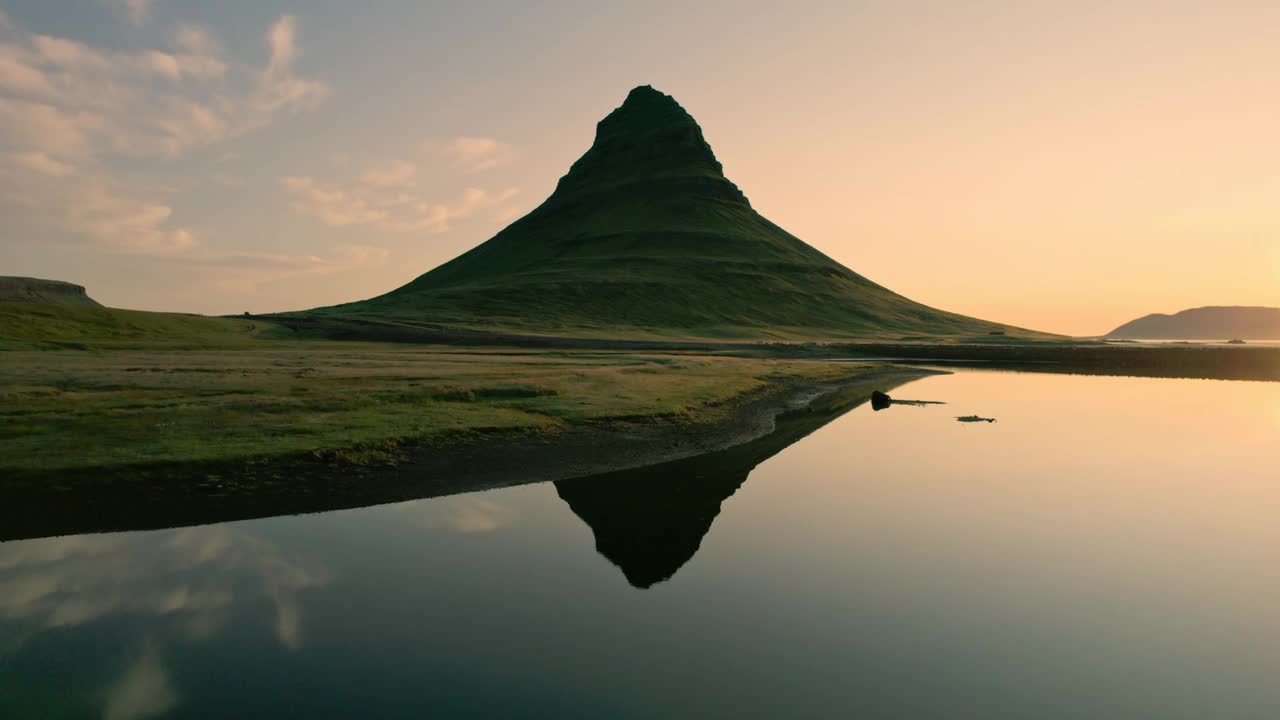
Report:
310,86,1037,340
0,276,100,306
1106,306,1280,340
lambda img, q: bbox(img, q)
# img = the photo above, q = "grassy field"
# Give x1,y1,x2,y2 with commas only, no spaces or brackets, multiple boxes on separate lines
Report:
0,343,882,472
0,302,280,350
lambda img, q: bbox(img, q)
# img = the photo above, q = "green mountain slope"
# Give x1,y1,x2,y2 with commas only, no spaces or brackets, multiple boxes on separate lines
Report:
312,86,1040,340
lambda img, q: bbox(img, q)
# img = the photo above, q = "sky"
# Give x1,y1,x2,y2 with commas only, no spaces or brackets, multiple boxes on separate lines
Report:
0,0,1276,336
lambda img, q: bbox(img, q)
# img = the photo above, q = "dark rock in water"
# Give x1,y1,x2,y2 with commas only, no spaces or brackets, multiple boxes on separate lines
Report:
1227,338,1247,345
0,276,100,306
956,415,996,423
871,390,892,411
871,391,945,411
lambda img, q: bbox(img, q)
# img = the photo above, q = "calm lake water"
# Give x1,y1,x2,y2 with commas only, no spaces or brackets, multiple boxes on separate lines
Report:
3,370,1278,719
1119,338,1280,347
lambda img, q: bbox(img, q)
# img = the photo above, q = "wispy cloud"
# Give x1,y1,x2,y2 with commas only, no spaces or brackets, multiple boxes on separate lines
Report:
284,158,518,233
11,150,75,177
0,12,329,262
426,136,515,173
250,16,328,125
0,151,194,254
165,243,391,306
0,13,327,161
493,203,529,225
103,0,154,28
179,244,390,276
0,148,388,288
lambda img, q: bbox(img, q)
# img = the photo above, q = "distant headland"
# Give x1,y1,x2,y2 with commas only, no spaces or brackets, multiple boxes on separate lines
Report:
0,276,100,307
1106,306,1280,340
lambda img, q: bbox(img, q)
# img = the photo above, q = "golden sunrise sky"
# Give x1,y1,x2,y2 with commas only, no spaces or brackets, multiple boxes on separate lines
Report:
1,1,1276,336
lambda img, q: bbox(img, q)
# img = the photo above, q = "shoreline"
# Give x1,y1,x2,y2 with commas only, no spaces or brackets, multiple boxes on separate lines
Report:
0,367,937,542
810,342,1280,382
243,317,1280,382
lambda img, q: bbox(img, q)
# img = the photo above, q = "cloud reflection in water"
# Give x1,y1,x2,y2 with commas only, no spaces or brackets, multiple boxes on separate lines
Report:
0,525,328,717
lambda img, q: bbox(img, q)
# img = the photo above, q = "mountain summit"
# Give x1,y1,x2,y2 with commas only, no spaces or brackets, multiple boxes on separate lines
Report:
312,86,1030,339
549,85,747,207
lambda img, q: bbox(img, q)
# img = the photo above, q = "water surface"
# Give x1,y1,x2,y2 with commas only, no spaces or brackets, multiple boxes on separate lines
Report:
3,371,1278,718
1118,338,1280,347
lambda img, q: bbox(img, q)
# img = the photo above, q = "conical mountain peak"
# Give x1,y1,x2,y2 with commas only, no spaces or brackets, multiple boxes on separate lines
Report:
608,85,696,130
550,86,747,206
320,86,1025,341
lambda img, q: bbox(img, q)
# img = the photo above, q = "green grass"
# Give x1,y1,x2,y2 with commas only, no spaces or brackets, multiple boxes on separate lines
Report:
0,344,884,472
0,302,284,350
305,86,1053,341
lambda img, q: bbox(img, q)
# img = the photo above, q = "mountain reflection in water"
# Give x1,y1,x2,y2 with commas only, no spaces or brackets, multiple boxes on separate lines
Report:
555,377,917,588
556,466,747,588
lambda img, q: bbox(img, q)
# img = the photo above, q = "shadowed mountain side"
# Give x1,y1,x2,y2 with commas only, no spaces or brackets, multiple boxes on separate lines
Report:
307,86,1041,340
555,375,921,588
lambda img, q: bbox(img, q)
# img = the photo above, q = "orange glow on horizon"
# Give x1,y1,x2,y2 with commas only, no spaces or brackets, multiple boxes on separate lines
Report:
0,3,1276,335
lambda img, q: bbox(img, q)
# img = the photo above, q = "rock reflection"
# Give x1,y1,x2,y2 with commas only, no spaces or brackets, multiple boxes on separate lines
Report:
556,380,916,588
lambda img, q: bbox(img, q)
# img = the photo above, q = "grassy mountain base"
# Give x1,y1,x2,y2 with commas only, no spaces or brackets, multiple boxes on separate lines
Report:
315,198,1026,340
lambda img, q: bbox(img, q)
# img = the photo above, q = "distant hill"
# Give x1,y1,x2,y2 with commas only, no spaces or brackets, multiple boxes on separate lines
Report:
1107,306,1280,340
0,276,280,349
308,86,1044,341
0,304,275,350
0,276,100,306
